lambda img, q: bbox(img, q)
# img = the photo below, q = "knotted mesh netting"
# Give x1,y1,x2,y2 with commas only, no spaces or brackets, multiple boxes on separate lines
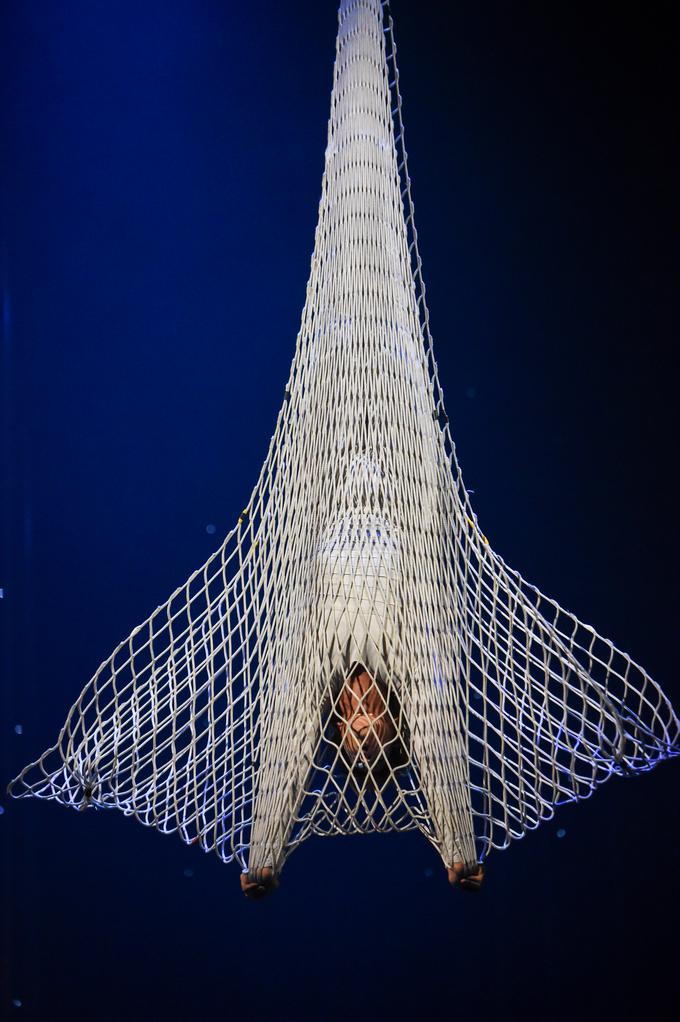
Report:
9,0,678,882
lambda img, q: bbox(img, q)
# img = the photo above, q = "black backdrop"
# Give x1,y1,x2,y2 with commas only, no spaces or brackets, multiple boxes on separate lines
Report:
2,2,678,1020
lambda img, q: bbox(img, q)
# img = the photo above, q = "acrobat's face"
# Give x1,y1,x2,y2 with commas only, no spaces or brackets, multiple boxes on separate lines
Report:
336,669,397,766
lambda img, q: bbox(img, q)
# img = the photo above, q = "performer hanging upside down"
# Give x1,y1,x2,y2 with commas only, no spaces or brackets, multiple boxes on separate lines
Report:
240,453,484,900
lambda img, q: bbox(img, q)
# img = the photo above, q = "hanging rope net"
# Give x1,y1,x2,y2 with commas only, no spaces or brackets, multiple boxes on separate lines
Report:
10,0,678,888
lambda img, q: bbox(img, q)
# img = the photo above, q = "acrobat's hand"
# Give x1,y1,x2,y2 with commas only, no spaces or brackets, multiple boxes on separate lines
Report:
447,862,485,893
240,868,279,900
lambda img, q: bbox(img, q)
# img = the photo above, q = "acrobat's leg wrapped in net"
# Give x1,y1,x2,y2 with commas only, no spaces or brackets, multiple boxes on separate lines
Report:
242,645,321,898
403,666,483,890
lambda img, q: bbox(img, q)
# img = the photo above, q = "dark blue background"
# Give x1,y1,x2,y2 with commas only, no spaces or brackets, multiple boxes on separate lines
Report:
2,2,677,1020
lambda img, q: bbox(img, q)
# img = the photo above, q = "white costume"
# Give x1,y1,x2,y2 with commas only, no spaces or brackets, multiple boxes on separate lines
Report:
317,454,401,688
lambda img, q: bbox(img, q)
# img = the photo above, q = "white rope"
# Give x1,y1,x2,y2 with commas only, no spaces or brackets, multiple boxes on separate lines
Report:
10,0,678,882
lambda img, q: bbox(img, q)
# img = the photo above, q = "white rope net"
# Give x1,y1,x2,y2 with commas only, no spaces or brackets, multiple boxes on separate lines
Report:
10,0,678,882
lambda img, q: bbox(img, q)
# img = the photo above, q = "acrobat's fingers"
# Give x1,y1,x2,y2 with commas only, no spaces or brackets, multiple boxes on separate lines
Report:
240,869,279,900
447,862,485,892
